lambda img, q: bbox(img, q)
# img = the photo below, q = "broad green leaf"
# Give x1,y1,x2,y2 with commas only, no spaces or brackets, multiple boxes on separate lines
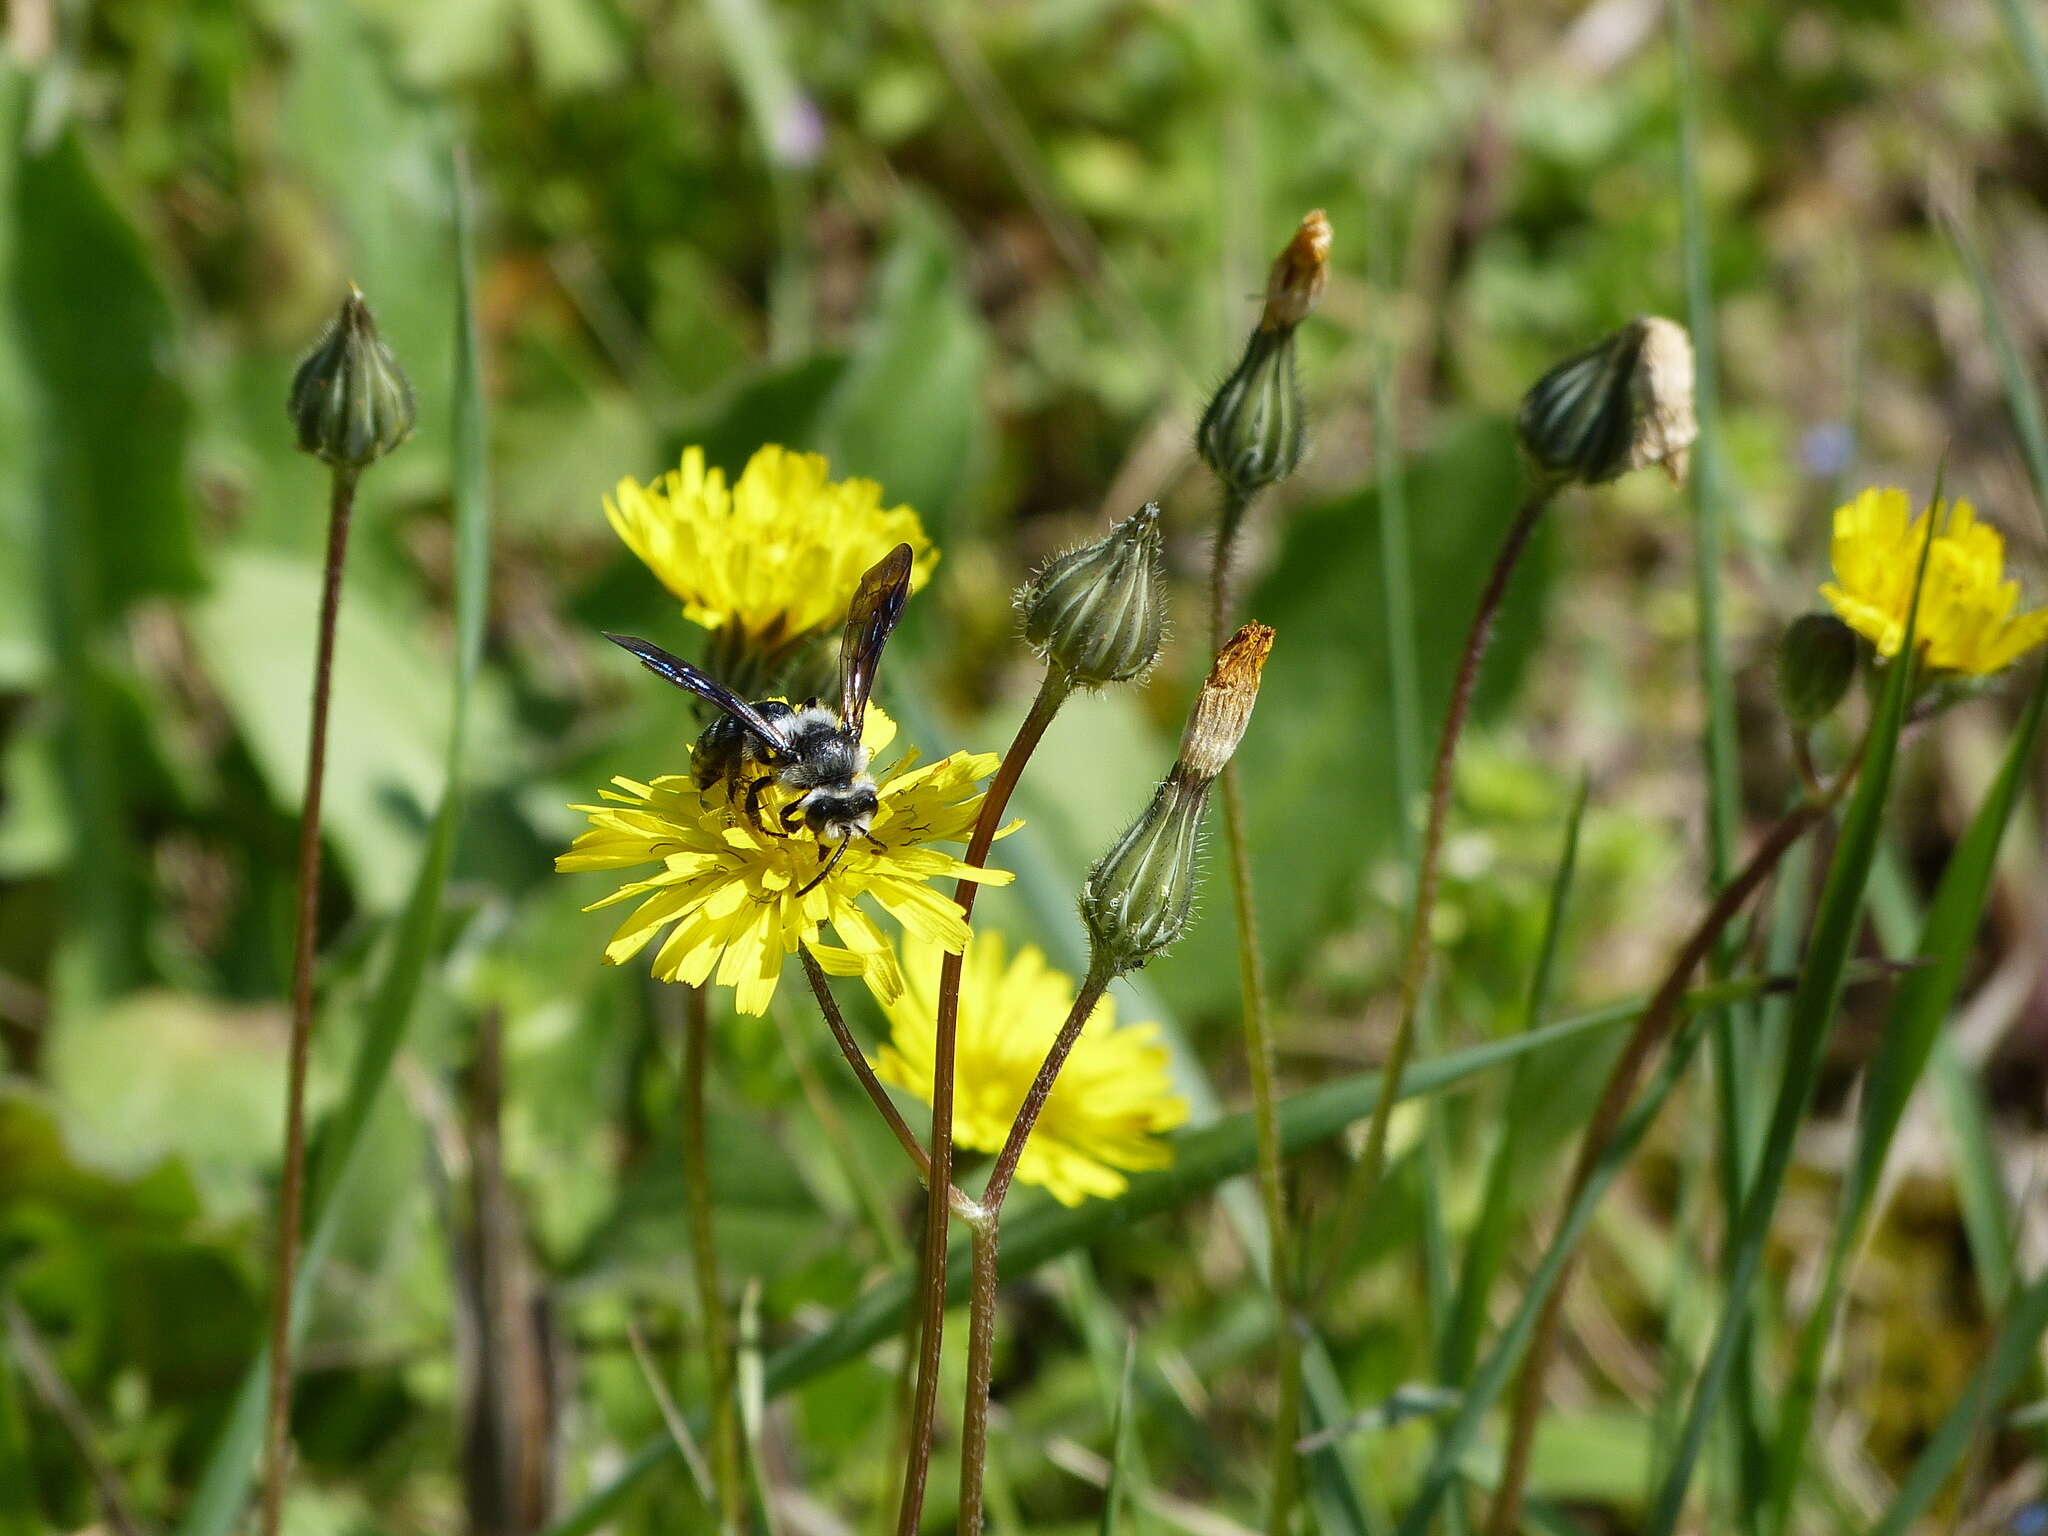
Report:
814,198,989,533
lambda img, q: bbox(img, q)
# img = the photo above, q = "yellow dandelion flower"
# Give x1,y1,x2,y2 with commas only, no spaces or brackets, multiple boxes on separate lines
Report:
557,709,1011,1016
605,444,938,653
1821,486,2048,677
873,931,1189,1207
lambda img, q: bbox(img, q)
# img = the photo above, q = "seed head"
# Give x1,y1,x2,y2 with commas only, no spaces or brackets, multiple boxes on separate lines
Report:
1019,502,1168,689
1175,623,1275,783
288,285,416,471
1516,316,1697,489
1776,611,1861,726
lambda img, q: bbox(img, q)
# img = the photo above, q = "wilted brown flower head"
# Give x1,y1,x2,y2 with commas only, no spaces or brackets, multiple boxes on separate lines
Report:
1260,210,1332,333
1175,623,1275,783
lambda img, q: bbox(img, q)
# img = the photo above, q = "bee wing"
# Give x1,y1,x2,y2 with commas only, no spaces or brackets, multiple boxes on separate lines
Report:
837,543,914,738
602,633,794,757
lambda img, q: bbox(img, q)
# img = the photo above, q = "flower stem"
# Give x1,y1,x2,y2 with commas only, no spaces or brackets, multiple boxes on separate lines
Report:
260,464,357,1536
958,962,1113,1536
798,950,979,1219
1210,493,1302,1532
1311,486,1554,1305
1482,785,1843,1536
897,667,1072,1536
681,984,745,1535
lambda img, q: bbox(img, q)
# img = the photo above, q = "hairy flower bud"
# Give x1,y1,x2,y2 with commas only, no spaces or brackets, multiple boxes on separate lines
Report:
1019,502,1168,688
1079,625,1275,976
1776,612,1860,726
1198,212,1329,498
1516,316,1697,489
288,285,416,470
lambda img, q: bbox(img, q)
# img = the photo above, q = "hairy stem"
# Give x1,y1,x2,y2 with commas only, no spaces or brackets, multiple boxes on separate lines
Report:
798,950,978,1218
1210,494,1302,1531
897,667,1071,1536
681,985,745,1534
1312,486,1554,1303
1483,788,1842,1536
260,464,357,1536
958,963,1113,1535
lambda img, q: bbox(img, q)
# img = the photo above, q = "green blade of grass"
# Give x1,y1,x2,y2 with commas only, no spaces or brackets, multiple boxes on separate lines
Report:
1442,771,1588,1381
1765,663,2046,1532
1641,481,1939,1536
176,149,493,1536
1938,197,2048,534
1673,0,1769,1510
1099,1333,1138,1536
1868,1268,2048,1536
1932,1031,2019,1312
1994,0,2048,123
0,1303,32,1536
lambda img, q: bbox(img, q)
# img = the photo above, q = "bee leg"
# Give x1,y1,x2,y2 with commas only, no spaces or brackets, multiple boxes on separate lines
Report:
779,801,808,833
793,836,852,898
743,774,777,834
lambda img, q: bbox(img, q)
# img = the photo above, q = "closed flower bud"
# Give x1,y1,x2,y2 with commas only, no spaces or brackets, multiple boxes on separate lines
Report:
1079,624,1275,976
1517,316,1696,489
1019,502,1168,687
288,285,416,470
1198,328,1304,498
1198,212,1329,499
1776,612,1860,726
1080,777,1208,977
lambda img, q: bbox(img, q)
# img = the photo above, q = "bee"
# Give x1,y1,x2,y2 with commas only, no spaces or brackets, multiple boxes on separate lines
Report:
603,543,915,895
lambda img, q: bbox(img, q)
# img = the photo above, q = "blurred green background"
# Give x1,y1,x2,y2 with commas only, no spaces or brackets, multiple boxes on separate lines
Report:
3,0,2047,1530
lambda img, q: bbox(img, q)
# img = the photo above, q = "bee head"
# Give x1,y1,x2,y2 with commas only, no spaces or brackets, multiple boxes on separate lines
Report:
800,784,880,840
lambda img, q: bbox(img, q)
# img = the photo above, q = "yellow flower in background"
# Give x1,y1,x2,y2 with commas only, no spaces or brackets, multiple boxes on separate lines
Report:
556,709,1010,1015
873,931,1189,1206
606,444,938,651
1822,487,2048,676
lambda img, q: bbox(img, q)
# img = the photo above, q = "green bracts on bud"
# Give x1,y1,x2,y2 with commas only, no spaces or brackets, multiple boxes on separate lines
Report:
1517,315,1696,489
288,285,416,470
1079,624,1274,976
1777,612,1860,725
1198,327,1305,499
1020,502,1167,688
1081,777,1209,977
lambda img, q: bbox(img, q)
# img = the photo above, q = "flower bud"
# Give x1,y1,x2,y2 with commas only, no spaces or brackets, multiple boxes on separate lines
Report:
1776,612,1860,726
1198,213,1329,499
1198,329,1304,498
1080,778,1208,977
1516,316,1696,489
288,285,416,470
1078,624,1275,976
1019,502,1168,687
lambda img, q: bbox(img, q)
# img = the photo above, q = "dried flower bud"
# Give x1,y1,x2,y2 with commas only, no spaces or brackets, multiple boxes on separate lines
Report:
1516,316,1697,489
1776,612,1860,726
1078,625,1275,976
1175,623,1274,783
1260,209,1331,332
1019,502,1168,688
288,285,416,470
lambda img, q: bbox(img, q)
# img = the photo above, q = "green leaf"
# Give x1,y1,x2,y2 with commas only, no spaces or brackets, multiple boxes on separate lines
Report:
814,198,988,533
176,150,494,1536
1869,1269,2048,1536
1643,486,1939,1536
1099,1333,1138,1536
1766,663,2047,1530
